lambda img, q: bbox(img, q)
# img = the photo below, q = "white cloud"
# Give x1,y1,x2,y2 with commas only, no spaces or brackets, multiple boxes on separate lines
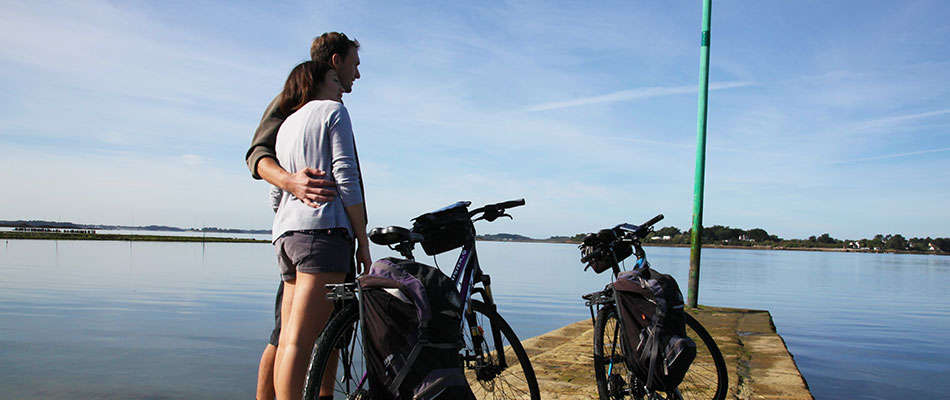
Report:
853,109,950,132
524,81,754,112
830,146,950,165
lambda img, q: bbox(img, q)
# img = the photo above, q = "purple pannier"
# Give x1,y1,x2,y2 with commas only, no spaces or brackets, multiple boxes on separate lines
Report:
613,265,696,392
358,257,475,399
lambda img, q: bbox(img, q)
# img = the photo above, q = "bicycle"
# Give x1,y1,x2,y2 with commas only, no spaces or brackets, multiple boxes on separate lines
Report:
580,215,728,400
303,199,541,400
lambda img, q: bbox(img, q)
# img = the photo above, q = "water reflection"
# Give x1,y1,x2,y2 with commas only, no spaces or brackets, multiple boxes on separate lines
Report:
0,239,947,399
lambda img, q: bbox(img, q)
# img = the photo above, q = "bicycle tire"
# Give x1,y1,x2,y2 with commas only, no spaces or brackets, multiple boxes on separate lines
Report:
303,300,541,400
465,300,541,400
303,301,360,400
593,307,728,400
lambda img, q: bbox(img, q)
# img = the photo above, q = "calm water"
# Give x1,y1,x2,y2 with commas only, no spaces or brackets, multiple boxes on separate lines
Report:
1,238,948,399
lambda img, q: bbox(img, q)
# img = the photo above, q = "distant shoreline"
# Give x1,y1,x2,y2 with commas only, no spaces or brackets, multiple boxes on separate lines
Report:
475,238,949,256
0,231,266,243
3,231,946,255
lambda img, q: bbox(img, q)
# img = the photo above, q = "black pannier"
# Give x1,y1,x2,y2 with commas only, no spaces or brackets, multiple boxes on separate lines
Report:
580,228,633,273
613,266,696,391
411,201,474,256
359,257,476,400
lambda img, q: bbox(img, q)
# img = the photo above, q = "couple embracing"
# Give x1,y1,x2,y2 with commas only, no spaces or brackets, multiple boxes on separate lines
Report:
244,32,369,400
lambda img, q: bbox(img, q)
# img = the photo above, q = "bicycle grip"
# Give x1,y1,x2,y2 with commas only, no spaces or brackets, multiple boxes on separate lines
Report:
498,199,526,209
641,214,664,229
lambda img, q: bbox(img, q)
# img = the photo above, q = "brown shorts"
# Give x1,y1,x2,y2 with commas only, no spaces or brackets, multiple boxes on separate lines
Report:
274,228,353,281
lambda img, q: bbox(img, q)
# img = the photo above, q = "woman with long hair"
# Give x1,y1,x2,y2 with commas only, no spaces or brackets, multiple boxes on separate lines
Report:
270,60,370,400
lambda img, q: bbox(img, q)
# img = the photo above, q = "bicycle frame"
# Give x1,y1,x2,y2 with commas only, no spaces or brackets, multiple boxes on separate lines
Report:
581,235,652,399
583,236,648,319
329,229,497,321
453,239,511,373
323,217,509,392
398,233,510,371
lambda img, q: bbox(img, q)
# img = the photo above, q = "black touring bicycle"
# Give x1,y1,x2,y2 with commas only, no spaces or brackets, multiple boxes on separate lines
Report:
580,215,728,400
303,199,541,400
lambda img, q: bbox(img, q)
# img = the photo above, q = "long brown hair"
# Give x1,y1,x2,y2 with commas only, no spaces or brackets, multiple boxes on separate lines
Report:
275,60,332,117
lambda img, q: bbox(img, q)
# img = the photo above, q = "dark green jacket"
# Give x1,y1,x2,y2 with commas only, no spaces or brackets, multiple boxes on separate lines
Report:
245,95,284,179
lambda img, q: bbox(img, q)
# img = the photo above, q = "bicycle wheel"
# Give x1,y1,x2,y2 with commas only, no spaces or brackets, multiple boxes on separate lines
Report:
677,313,728,400
593,306,636,400
593,307,728,400
303,300,541,399
464,300,541,400
303,301,363,400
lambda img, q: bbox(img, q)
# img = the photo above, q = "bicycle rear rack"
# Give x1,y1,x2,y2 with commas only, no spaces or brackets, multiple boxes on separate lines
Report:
582,290,613,307
325,282,358,301
582,289,615,325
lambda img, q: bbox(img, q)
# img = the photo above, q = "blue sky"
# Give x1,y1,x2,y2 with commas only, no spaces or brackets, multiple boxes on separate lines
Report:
1,0,948,239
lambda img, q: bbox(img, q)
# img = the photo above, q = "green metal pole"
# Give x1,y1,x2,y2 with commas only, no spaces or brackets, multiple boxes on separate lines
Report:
688,0,712,309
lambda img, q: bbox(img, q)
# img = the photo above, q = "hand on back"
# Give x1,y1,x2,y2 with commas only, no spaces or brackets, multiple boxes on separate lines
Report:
286,167,337,208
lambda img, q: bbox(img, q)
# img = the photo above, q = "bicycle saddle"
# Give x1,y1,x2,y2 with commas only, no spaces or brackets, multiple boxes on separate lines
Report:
369,226,422,245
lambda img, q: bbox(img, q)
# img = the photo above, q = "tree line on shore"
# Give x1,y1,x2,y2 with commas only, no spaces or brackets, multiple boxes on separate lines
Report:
7,219,948,253
482,227,949,252
573,225,950,252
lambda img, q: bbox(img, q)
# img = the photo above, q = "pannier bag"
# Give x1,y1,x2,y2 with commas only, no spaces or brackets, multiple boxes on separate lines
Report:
358,257,476,400
612,265,696,391
580,228,633,273
411,201,474,256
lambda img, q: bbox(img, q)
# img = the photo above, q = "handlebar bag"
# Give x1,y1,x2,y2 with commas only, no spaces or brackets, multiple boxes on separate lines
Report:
580,229,633,273
411,201,474,256
359,257,475,399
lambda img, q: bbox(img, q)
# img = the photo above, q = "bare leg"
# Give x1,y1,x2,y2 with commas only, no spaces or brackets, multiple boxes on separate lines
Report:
257,344,278,400
275,272,346,400
259,281,284,400
274,279,296,398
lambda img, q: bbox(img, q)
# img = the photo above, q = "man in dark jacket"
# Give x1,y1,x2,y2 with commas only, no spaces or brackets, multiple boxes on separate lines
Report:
248,32,361,400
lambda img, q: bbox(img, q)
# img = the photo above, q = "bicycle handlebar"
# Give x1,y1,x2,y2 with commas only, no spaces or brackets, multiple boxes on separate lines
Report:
614,214,663,238
641,214,664,231
469,198,526,222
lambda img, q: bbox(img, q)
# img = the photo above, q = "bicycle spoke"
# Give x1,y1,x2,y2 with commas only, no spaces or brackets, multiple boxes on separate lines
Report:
463,304,536,399
339,329,353,393
645,317,725,400
328,316,367,398
600,313,633,398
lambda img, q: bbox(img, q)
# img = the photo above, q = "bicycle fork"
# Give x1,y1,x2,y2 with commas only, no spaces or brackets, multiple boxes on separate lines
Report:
463,275,508,381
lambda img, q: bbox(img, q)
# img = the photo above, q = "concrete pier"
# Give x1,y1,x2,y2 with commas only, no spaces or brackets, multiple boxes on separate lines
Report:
516,306,814,399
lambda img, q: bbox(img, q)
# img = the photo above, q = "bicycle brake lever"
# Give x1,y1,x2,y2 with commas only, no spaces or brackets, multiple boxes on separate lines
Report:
500,213,512,220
